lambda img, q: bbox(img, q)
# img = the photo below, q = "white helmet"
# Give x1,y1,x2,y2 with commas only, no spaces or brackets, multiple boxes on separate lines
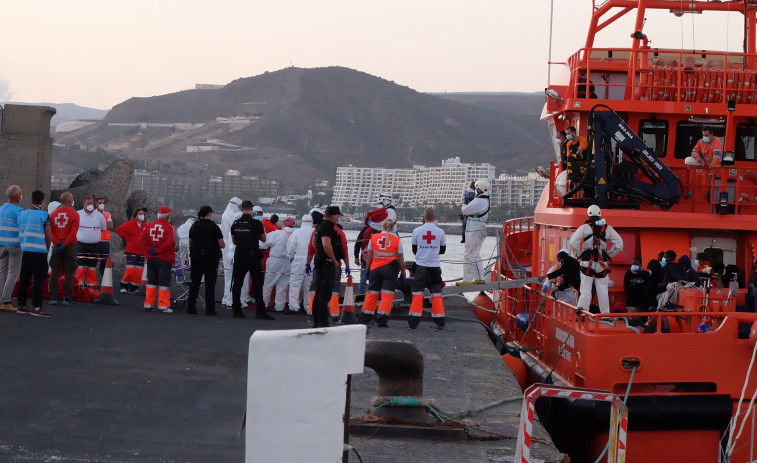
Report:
587,204,602,217
377,192,392,206
474,178,491,192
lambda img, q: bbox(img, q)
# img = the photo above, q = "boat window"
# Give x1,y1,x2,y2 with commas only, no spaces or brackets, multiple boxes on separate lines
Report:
548,122,560,162
674,122,725,159
639,120,668,158
690,236,737,267
735,123,757,161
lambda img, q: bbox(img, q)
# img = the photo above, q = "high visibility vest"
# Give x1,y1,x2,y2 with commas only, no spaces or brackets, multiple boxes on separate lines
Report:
100,211,111,241
18,209,48,253
370,232,400,270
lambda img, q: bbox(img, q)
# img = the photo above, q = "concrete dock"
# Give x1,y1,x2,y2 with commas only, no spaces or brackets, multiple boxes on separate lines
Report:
0,272,564,462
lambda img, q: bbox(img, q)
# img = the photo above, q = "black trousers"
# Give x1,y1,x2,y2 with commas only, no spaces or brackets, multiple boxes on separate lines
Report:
17,252,48,309
188,252,218,312
231,252,265,314
97,241,111,276
312,260,336,327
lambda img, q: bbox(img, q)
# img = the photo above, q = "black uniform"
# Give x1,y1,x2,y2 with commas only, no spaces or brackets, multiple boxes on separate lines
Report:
623,269,649,310
312,220,343,327
230,215,267,318
187,218,223,315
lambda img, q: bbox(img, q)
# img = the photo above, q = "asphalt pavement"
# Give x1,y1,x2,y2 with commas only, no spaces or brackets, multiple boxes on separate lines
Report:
0,271,563,463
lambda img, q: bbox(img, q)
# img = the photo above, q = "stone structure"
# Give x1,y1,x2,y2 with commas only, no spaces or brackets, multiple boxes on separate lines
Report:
53,159,135,251
0,104,56,208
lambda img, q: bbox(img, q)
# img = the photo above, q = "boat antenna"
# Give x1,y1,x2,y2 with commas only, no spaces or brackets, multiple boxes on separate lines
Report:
547,0,554,87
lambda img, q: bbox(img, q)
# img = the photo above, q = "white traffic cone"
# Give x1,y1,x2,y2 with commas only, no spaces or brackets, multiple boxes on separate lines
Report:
93,257,119,305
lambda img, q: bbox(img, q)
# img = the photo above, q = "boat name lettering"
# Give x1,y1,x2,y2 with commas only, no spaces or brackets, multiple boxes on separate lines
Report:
555,327,574,348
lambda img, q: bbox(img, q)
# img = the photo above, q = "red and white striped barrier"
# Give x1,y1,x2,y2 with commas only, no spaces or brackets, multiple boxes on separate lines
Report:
515,384,628,463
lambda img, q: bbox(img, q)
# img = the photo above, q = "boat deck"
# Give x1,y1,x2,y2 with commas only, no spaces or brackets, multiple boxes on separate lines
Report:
0,271,563,462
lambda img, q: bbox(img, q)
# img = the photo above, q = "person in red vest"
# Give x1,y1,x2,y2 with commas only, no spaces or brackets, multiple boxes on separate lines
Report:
140,206,175,313
49,192,80,305
96,197,113,276
116,208,148,293
359,219,405,327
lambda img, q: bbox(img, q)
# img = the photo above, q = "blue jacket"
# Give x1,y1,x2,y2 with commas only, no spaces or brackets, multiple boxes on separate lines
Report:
18,208,50,253
0,203,22,247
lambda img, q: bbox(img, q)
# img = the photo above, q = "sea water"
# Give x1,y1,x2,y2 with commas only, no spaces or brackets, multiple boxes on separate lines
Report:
341,229,498,284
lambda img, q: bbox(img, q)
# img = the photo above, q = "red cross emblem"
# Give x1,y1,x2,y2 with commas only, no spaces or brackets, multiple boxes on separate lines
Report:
422,230,436,245
376,235,388,250
149,224,164,241
54,214,69,228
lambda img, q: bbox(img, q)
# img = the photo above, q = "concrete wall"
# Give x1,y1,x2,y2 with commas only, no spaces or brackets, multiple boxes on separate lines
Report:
0,104,56,208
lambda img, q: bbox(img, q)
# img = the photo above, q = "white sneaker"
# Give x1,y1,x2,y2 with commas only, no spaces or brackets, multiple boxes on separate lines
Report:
159,307,173,314
119,288,127,294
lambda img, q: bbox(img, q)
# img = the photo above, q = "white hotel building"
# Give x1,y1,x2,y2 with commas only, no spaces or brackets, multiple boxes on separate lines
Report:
332,157,549,208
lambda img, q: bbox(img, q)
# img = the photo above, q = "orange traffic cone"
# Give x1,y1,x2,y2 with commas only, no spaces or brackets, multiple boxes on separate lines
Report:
93,257,119,305
339,275,357,324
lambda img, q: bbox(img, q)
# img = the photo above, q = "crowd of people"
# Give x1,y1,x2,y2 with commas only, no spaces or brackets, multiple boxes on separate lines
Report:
539,204,742,315
0,181,502,330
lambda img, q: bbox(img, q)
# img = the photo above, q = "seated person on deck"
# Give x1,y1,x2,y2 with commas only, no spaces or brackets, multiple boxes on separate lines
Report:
691,126,723,168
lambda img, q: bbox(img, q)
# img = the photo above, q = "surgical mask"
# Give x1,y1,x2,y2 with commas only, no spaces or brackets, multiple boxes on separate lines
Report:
467,188,475,194
98,203,105,211
18,195,22,203
566,134,574,141
86,205,94,212
631,265,640,272
703,136,711,143
254,215,262,221
137,214,145,221
558,261,564,267
693,259,699,268
71,200,75,208
660,257,667,268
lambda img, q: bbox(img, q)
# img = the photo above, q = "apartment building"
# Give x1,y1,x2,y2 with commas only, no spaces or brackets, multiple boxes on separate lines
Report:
199,169,280,197
129,169,190,197
332,157,495,207
490,172,548,207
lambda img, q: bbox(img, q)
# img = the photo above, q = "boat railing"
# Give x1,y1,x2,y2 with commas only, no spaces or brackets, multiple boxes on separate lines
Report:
503,217,534,237
559,48,757,104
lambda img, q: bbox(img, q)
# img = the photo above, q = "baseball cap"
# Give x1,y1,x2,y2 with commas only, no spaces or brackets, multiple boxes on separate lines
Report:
158,206,171,214
325,205,341,216
240,200,253,209
283,216,296,227
252,205,263,213
198,205,214,217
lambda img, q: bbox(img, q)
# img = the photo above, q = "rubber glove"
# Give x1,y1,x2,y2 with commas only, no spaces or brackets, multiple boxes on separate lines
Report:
365,270,370,281
149,247,157,256
345,267,351,276
305,264,312,276
56,243,65,254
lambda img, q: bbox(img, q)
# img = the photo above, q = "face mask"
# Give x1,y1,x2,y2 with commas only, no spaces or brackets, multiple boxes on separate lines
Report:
86,205,94,212
631,265,640,272
558,261,564,267
137,214,145,221
71,200,75,208
693,259,698,268
467,188,475,194
566,134,574,141
660,257,667,268
18,195,22,203
703,136,711,143
98,203,105,211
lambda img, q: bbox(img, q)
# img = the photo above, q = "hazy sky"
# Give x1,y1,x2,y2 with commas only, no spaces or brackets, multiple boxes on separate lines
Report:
2,0,746,109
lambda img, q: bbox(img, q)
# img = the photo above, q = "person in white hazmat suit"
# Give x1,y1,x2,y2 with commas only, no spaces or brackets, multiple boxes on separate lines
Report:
176,218,194,266
569,205,623,314
368,193,397,233
221,197,249,307
286,214,313,312
458,179,491,285
260,217,295,312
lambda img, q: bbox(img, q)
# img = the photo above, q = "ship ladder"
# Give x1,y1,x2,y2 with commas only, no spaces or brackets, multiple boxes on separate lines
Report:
515,384,629,463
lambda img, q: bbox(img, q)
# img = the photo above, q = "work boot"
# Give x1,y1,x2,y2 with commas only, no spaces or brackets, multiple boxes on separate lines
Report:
375,314,389,328
358,313,374,325
0,303,18,313
407,318,420,330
